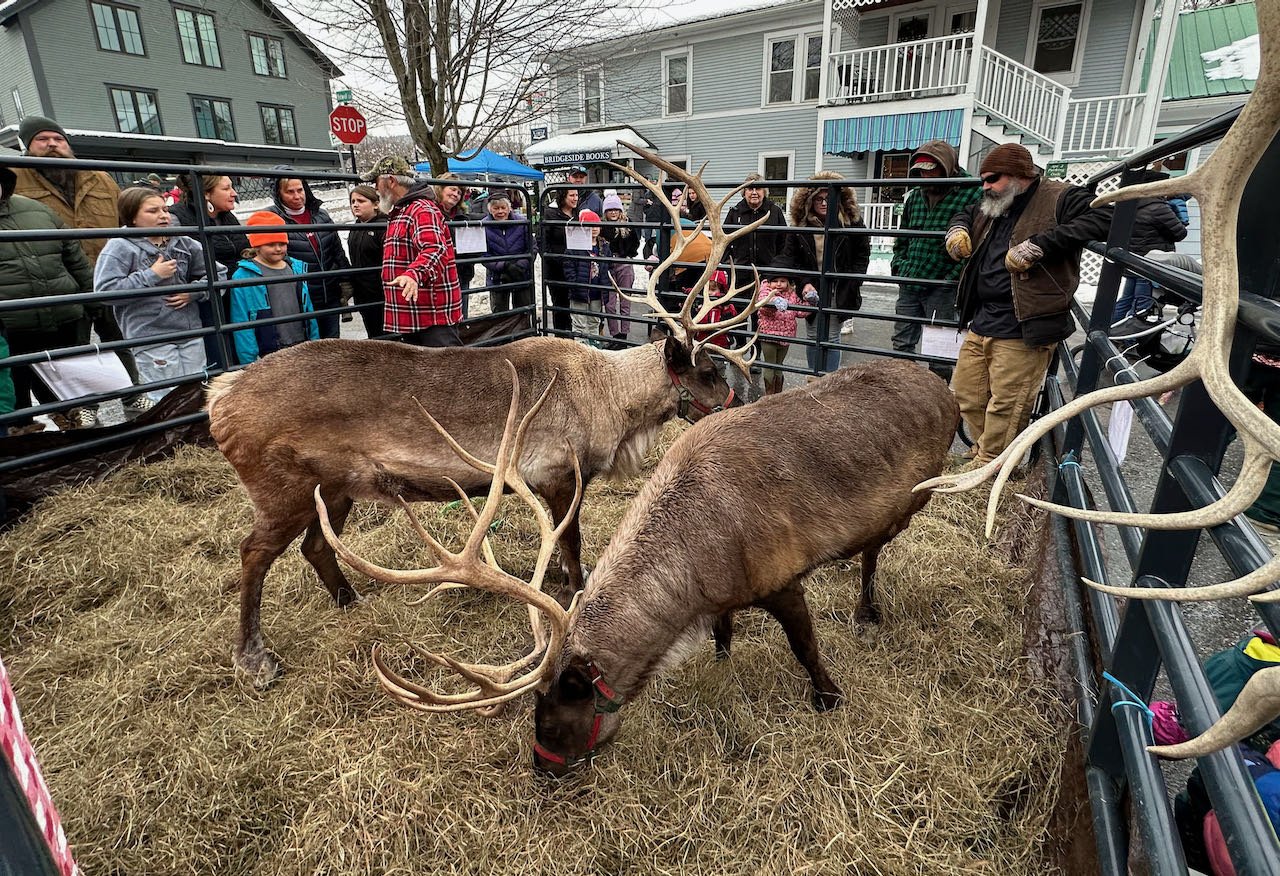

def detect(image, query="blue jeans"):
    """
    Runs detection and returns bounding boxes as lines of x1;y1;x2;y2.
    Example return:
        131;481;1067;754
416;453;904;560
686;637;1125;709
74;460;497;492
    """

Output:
1111;276;1154;323
805;314;841;374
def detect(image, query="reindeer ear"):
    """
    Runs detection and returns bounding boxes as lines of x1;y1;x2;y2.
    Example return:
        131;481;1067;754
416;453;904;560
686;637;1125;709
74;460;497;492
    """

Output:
660;334;693;372
557;662;594;704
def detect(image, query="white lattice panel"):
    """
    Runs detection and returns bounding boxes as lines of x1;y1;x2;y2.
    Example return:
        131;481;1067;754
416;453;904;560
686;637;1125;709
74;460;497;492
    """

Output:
1061;160;1117;285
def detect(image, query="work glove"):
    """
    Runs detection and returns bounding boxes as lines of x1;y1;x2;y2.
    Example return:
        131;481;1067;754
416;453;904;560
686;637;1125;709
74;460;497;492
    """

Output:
769;296;789;311
1005;240;1044;274
804;289;819;304
944;227;972;260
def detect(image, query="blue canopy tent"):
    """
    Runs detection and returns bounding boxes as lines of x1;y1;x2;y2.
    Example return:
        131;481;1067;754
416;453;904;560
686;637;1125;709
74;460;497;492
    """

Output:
415;149;544;181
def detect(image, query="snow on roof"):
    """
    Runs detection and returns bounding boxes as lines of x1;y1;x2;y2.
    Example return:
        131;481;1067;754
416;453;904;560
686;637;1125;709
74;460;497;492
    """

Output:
524;127;653;164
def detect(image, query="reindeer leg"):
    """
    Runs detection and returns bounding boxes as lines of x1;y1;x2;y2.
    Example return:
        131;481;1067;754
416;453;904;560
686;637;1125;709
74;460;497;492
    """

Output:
545;485;585;607
713;612;734;659
235;515;308;688
758;581;843;711
300;493;360;608
855;540;888;625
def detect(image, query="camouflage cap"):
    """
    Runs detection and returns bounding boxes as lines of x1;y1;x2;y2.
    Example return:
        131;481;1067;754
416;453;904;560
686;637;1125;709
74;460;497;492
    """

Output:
360;155;414;182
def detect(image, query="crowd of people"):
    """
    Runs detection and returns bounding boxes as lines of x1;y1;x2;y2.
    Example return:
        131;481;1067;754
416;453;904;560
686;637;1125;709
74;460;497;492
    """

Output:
0;111;1190;470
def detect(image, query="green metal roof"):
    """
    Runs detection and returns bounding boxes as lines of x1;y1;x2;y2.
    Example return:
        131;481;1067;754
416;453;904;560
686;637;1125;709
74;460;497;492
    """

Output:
1160;2;1258;101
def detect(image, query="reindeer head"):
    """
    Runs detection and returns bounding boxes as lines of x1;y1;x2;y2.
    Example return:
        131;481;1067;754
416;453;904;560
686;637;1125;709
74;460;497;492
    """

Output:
532;654;627;776
608;142;775;419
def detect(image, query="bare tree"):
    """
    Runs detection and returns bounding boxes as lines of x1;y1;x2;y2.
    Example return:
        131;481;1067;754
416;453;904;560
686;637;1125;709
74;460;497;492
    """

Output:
283;0;648;174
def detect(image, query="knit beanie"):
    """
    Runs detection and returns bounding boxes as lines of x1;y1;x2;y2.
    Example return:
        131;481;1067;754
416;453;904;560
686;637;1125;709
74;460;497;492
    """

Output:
19;115;68;147
980;144;1039;180
245;211;289;246
578;209;601;224
602;193;624;213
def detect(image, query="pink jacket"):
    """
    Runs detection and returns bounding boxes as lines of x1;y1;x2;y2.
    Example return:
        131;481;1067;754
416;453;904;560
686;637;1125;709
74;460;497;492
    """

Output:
756;286;800;343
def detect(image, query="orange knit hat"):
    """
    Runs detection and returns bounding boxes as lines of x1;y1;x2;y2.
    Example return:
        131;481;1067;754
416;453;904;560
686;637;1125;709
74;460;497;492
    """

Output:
245;211;288;246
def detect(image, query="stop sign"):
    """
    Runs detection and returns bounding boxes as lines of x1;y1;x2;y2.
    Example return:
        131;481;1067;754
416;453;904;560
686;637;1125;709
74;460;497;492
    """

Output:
329;105;367;145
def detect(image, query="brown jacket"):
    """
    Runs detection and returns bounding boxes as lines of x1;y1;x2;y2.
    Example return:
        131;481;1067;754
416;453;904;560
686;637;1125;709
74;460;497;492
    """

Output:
12;167;121;267
952;177;1112;344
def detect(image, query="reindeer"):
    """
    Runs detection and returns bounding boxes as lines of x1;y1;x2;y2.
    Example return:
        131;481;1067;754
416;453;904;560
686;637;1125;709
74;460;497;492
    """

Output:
317;358;959;773
911;0;1280;758
207;144;767;687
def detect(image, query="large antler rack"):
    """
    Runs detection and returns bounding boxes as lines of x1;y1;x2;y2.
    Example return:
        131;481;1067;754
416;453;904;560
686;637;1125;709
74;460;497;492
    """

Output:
608;141;771;374
316;362;580;714
911;0;1280;759
913;0;1280;606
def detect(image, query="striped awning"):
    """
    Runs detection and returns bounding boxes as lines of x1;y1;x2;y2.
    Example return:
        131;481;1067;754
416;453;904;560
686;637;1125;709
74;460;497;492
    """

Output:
823;109;964;155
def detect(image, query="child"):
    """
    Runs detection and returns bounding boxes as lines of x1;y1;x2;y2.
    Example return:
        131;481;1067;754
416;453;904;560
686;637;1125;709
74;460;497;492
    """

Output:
563;209;612;345
599;193;637;348
692;269;739;355
95;186;221;403
230;212;318;364
754;260;801;394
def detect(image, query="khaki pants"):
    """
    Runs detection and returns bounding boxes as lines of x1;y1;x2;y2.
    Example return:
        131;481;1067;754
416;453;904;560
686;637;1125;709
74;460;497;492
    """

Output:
951;331;1054;464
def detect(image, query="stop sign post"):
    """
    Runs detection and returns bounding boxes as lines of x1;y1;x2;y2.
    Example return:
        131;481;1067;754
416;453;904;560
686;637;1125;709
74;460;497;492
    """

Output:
330;104;367;175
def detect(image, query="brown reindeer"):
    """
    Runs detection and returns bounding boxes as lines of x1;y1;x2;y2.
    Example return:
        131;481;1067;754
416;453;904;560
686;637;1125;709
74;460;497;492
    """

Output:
208;144;767;687
318;358;958;772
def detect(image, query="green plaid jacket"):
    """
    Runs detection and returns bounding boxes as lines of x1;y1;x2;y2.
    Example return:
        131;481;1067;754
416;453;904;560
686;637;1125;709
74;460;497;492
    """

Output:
890;181;982;284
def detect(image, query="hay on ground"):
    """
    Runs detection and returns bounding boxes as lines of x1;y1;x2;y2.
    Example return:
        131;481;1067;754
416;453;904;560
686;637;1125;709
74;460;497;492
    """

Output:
1;423;1069;875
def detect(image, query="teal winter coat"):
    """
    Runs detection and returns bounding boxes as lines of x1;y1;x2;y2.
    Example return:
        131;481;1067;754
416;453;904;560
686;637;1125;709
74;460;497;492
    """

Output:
229;256;318;364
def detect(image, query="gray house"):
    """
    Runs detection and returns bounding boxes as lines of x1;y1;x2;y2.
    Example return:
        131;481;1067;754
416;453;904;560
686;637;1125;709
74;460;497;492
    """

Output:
0;0;342;169
533;0;1196;229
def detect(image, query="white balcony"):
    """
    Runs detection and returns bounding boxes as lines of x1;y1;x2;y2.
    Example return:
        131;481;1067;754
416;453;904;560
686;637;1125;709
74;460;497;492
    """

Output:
825;34;1149;160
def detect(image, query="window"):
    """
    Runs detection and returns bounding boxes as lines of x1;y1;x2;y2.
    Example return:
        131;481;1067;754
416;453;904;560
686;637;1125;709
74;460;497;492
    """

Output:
581;69;601;125
664;51;690;115
948;8;978;34
91;2;144;55
175;6;221;67
1032;2;1083;75
109;86;162;135
876;153;911;203
767;38;795;103
192;96;235;140
804;34;823;101
765;33;823;105
249;33;287;78
259;104;297;146
761;152;793;202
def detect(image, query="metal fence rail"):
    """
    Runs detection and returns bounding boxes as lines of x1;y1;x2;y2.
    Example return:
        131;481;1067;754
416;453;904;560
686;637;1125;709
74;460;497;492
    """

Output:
0;153;537;471
1043;105;1280;874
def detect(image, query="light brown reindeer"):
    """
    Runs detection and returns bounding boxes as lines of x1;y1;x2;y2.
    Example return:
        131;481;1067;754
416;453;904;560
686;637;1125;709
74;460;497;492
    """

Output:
207;143;766;687
913;0;1280;757
318;358;959;773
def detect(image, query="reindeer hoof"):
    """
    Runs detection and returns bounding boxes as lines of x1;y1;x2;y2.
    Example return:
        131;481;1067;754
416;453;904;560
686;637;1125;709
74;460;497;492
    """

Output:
334;584;363;608
235;649;283;689
812;688;843;712
854;603;881;625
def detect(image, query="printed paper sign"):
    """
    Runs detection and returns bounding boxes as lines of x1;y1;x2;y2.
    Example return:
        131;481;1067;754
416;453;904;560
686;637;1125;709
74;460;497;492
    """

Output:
565;226;593;251
920;326;964;361
31;351;133;401
453;224;487;254
1108;400;1134;465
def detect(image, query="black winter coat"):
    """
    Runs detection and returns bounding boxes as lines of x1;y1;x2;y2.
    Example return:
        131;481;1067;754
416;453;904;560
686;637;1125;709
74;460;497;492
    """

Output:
169;201;248;276
266;175;351;307
1128;198;1187;255
725;198;787;267
783;221;872;313
346;214;387;304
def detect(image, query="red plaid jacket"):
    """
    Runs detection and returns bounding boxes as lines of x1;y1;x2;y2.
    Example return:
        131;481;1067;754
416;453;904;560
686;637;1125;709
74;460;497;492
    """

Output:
381;192;461;332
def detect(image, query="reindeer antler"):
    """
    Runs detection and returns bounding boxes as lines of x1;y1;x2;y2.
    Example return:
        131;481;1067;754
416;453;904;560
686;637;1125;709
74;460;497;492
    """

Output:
1147;666;1280;759
913;0;1280;608
609;142;769;370
316;362;582;713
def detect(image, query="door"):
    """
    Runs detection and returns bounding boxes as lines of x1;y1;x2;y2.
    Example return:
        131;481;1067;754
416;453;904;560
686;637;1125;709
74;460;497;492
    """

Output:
891;11;933;93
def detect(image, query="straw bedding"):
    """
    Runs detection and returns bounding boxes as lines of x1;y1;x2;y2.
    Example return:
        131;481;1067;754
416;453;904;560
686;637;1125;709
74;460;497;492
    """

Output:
1;423;1068;875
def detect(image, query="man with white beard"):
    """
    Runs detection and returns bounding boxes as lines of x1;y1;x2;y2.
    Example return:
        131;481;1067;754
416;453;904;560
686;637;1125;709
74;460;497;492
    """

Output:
942;143;1112;464
363;155;462;347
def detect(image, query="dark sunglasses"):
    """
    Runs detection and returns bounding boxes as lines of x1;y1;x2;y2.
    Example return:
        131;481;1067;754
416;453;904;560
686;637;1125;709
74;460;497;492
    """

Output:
981;172;1004;185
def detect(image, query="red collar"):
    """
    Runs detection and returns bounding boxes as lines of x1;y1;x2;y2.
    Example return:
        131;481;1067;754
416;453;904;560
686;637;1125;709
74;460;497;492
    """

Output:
667;365;734;419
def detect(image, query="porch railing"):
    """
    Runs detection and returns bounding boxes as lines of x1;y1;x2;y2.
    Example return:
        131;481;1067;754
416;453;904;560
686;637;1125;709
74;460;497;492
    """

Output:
1062;93;1146;158
827;33;974;102
973;45;1069;148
